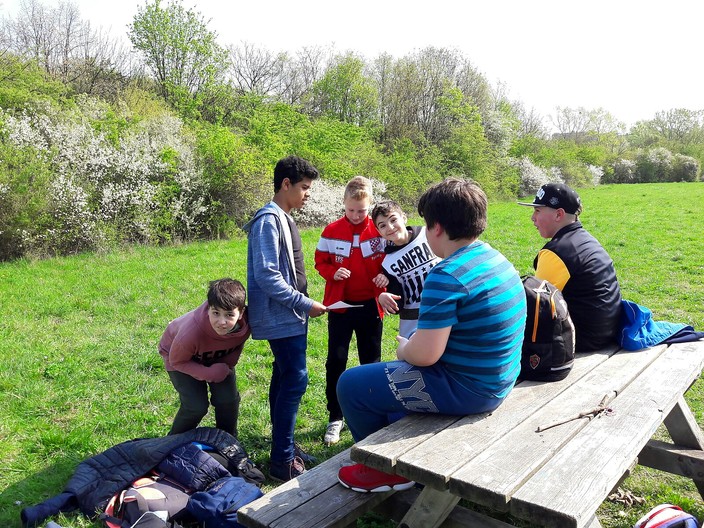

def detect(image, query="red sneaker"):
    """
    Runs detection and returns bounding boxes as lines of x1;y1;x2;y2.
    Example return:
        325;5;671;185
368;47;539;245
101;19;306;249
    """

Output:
338;463;415;493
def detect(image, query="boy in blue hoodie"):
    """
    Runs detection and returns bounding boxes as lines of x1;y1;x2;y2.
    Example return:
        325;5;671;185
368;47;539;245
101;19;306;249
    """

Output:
244;156;327;482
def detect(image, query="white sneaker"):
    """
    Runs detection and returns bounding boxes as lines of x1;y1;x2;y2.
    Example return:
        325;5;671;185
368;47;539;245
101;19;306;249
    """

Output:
324;420;344;445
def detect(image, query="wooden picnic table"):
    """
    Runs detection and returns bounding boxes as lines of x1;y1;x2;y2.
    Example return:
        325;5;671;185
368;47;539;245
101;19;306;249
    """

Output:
238;340;704;528
351;341;704;527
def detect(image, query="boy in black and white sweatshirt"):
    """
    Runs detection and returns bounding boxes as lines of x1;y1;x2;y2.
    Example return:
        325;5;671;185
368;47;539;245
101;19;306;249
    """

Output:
371;200;441;338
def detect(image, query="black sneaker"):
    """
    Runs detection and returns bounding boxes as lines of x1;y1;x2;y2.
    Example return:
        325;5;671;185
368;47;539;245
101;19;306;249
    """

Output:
294;443;317;466
269;456;306;482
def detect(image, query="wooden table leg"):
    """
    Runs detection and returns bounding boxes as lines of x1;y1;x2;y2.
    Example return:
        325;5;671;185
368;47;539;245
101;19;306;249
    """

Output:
397;486;461;528
663;395;704;498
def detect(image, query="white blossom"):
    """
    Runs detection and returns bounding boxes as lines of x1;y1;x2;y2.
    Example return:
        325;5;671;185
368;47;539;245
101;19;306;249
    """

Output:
1;95;212;254
587;165;604;186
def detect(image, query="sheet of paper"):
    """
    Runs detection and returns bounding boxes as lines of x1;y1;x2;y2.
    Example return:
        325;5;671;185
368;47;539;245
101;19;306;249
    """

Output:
326;301;364;310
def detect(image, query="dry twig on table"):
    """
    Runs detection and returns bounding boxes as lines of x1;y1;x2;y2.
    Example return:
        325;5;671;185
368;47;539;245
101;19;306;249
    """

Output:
536;392;615;432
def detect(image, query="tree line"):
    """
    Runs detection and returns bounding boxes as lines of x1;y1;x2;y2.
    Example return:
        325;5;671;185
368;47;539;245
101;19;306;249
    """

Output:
0;0;701;260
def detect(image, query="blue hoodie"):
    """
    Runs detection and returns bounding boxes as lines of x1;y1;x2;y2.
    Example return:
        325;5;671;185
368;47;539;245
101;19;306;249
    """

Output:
619;299;702;351
243;202;314;340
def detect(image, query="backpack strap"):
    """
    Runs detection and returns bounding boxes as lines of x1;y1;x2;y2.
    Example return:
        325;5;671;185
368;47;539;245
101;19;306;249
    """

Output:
129;489;152;520
98;512;131;528
529;281;545;342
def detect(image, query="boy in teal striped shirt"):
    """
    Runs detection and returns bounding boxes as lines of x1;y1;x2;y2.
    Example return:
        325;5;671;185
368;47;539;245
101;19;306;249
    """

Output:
337;178;527;493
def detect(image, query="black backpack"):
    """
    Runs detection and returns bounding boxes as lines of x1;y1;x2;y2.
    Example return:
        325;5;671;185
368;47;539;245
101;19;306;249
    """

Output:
520;276;575;381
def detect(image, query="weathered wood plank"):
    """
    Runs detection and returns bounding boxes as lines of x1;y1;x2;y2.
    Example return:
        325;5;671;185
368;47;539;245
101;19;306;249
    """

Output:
395;486;460;528
509;342;704;528
268;484;394;528
639;438;704;479
665;395;704;447
354;349;616;482
394;349;616;490
238;448;394;528
351;413;462;474
446;345;664;511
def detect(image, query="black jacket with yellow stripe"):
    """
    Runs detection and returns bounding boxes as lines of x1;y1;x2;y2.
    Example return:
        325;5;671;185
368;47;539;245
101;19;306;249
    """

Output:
534;221;622;351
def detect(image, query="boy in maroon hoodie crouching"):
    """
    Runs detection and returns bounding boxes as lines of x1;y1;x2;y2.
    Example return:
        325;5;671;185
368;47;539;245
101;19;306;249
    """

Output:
159;278;251;437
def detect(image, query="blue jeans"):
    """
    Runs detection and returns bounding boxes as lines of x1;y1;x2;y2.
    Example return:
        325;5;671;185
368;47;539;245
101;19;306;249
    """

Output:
268;334;309;464
337;360;504;442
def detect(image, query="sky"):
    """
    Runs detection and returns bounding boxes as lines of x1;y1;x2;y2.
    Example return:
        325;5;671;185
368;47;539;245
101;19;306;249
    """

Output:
2;0;702;129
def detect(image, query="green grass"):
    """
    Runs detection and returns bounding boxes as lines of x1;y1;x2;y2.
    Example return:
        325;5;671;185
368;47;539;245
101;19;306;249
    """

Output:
1;182;703;527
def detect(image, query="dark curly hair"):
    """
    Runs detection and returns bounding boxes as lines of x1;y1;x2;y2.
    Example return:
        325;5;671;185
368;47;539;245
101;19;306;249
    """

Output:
273;156;319;192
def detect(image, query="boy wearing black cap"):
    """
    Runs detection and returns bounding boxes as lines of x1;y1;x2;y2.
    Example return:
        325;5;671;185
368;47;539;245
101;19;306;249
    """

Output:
518;183;622;351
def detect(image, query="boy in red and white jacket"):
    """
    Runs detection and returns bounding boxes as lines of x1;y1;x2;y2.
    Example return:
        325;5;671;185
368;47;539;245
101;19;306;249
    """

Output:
315;176;387;445
159;278;250;437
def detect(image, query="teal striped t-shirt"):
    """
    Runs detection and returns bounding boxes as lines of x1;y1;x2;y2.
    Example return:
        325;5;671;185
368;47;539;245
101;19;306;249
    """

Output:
417;240;526;399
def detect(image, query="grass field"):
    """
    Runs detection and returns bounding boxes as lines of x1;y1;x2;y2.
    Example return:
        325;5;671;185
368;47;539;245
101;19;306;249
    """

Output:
1;182;703;528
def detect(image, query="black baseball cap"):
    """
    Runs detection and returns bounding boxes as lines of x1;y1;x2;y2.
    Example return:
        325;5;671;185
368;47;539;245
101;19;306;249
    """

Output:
517;183;582;215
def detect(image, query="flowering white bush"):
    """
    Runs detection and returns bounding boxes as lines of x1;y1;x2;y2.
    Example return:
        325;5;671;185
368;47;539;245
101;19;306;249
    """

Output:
671;154;699;182
607;159;636;183
635;147;674;183
482;108;515;157
647;147;673;168
49;173;99;251
293;178;344;228
510;157;562;198
1;98;211;254
549;166;564;183
3;113;53;154
587;164;603;186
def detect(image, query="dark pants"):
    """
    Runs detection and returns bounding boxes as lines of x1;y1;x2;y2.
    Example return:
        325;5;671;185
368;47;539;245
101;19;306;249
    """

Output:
168;369;239;437
326;298;382;422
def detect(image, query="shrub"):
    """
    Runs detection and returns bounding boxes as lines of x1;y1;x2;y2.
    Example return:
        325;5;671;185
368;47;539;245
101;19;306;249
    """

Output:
587;164;603;186
511;157;556;197
439;111;497;194
558;161;598;188
635;147;673;183
0;98;213;257
604;158;636;184
291;116;388;185
195;123;270;233
0;140;54;260
381;138;444;209
292;177;344;228
37;173;101;255
670;154;699;182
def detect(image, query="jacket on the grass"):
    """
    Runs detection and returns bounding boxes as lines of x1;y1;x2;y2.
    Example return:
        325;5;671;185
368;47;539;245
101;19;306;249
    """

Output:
20;428;251;527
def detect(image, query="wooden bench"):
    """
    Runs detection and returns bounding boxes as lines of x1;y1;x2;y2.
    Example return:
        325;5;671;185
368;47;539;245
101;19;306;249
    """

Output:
238;341;704;527
236;446;513;528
